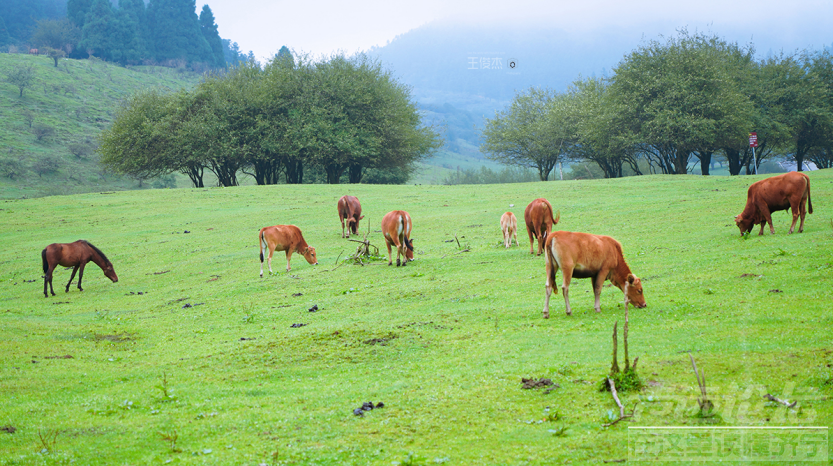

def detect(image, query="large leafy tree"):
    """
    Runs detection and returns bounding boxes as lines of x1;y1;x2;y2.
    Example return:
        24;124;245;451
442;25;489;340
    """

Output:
100;52;439;186
610;30;754;175
99;89;212;187
570;77;642;178
781;50;833;171
481;87;574;181
301;53;440;184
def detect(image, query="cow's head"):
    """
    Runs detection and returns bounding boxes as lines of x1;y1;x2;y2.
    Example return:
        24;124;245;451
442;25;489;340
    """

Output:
404;238;415;261
624;274;646;308
302;246;318;265
347;214;365;235
735;214;754;236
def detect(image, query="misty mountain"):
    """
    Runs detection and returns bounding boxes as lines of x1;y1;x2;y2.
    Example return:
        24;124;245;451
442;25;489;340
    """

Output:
369;20;833;162
369;21;644;158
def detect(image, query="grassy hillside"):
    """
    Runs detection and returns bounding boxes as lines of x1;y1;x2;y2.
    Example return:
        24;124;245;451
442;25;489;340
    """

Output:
1;172;832;464
0;54;202;199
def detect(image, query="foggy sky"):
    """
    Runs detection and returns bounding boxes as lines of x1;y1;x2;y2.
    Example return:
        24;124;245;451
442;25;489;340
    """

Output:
203;0;833;61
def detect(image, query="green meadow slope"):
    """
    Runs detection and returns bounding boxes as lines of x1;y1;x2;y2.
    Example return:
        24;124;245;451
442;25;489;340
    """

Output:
1;172;831;464
0;54;201;199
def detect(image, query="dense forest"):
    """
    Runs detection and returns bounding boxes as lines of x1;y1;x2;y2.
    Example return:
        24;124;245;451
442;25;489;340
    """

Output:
0;0;253;69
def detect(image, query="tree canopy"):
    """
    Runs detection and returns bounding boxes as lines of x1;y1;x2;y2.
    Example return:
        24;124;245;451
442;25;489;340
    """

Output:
485;30;833;178
99;52;442;186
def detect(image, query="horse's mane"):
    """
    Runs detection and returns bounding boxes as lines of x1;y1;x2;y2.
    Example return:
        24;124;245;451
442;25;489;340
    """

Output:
81;240;111;265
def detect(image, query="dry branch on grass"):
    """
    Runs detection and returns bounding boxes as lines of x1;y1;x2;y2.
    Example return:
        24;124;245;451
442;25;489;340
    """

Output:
602;377;637;428
764;393;797;408
689;352;714;415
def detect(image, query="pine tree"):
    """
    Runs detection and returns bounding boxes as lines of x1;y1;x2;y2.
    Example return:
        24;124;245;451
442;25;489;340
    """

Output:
199;5;225;68
114;0;147;64
67;0;93;28
80;0;118;60
147;0;213;66
276;45;293;67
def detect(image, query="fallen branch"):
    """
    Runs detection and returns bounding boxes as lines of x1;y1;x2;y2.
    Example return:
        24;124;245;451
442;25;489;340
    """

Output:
764;394;797;408
603;460;626;464
602;377;636;427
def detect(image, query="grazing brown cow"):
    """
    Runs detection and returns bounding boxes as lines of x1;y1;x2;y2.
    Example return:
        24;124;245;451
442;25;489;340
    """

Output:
337;195;364;238
735;171;813;236
381;210;414;266
543;231;646;317
29;48;38;55
259;225;317;276
524;198;560;255
500;212;519;248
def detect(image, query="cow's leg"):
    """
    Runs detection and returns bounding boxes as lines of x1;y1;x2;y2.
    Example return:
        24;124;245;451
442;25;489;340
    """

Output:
385;239;393;266
592;271;607;313
285;250;293;272
788;201;800;234
761;206;775;234
267;248;275;275
396;242;402;266
65;265;79;293
341;217;346;238
513;228;519;247
560;264;574;316
543;255;559;319
527;228;535;254
798;198;807;233
76;263;86;291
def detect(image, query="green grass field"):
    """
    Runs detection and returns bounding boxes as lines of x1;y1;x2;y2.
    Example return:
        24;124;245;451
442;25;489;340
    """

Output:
0;54;201;199
1;172;831;465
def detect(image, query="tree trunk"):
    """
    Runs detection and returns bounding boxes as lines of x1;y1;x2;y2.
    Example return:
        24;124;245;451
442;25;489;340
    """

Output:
697;150;712;176
724;148;742;176
325;163;347;184
183;165;204;188
285;159;304;184
348;164;364;183
673;149;689;174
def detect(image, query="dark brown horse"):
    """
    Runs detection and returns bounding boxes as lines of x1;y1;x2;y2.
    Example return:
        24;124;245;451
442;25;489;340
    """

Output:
42;240;118;297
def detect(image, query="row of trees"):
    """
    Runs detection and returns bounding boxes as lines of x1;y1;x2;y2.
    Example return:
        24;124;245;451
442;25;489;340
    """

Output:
3;0;250;69
99;52;442;186
483;31;833;179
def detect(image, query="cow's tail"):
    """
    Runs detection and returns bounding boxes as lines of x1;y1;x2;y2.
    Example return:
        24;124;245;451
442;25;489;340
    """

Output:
553;209;561;225
41;248;48;274
259;230;265;263
806;175;813;214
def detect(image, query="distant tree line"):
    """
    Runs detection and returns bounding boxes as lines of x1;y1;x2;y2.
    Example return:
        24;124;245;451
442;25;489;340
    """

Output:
1;0;251;69
483;30;833;179
98;52;442;186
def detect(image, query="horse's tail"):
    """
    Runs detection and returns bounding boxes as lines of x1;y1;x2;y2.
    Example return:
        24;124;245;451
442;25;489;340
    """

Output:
259;230;265;263
41;248;48;274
